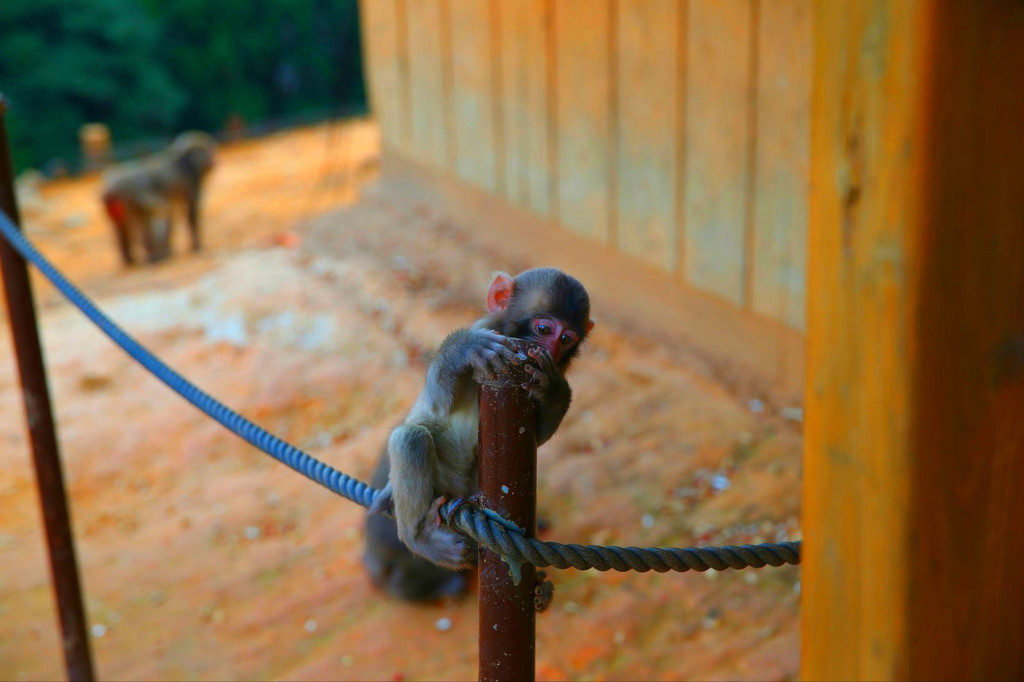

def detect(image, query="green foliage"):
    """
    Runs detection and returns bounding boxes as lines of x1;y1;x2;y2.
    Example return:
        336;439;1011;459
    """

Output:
145;0;365;130
0;0;185;170
0;0;366;172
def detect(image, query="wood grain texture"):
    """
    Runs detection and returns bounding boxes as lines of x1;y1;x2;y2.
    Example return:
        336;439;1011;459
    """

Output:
554;0;612;243
752;0;811;330
499;0;527;204
358;0;408;150
382;150;806;403
683;0;754;305
406;0;448;168
803;1;1024;679
616;0;679;271
450;0;500;192
496;0;552;217
525;0;552;217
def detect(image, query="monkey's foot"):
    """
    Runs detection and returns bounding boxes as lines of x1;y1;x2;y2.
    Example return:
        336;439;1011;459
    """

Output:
534;571;555;612
413;525;475;570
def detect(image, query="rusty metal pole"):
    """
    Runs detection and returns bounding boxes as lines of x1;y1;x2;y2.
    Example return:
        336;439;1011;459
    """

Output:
0;96;95;682
477;355;537;682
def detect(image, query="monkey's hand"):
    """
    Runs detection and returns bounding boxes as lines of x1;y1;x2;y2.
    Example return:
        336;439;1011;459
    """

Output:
523;348;572;445
523;348;570;402
461;329;518;382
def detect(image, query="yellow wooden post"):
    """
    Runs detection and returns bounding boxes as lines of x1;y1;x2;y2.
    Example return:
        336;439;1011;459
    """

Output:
803;1;1024;679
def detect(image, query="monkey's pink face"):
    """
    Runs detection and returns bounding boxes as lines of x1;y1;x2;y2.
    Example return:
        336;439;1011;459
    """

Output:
528;317;580;362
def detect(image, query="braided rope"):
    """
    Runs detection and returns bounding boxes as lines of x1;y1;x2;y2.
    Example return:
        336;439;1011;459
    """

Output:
0;209;801;573
442;502;800;572
0;209;379;510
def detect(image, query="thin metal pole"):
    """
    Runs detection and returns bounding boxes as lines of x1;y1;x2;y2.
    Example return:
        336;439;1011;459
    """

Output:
0;95;95;682
477;352;537;682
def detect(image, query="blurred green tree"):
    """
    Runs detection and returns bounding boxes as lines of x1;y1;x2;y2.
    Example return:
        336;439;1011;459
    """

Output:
145;0;365;130
0;0;185;171
0;0;365;172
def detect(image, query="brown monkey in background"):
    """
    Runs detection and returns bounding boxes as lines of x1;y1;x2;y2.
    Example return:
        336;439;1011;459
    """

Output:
101;131;217;266
363;268;594;600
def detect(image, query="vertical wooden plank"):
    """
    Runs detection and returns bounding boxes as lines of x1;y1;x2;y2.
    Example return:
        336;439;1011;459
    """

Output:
450;0;500;193
499;0;527;204
803;4;920;675
616;0;678;271
497;0;552;215
803;1;1024;680
358;0;408;150
683;0;753;304
524;0;552;216
543;0;558;219
406;0;447;168
673;0;689;281
752;0;812;330
554;0;612;243
439;0;456;171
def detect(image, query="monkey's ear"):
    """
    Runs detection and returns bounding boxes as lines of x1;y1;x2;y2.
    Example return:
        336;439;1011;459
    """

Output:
586;318;596;334
487;272;515;313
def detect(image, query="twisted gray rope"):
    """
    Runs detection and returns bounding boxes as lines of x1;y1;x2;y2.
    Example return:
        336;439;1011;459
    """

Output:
1;208;800;575
441;501;801;573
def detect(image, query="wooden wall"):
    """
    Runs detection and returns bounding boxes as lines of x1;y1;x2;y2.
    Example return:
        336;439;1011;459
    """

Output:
803;1;1024;678
359;0;812;332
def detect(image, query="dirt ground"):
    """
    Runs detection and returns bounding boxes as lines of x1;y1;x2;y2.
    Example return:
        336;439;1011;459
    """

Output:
0;121;802;681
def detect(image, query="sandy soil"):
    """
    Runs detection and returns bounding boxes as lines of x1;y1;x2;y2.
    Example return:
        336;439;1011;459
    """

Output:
0;121;802;681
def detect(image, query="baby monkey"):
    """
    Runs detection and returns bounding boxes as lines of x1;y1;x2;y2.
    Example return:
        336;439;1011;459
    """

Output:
364;267;593;600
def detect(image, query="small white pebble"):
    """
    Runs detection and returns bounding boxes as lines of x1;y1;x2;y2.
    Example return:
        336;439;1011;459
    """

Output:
748;399;766;413
501;485;509;494
793;580;801;594
244;526;261;540
744;572;759;585
704;570;720;582
613;630;626;645
781;406;804;423
518;426;525;435
563;601;581;614
674;486;699;500
304;619;318;633
641;514;655;529
710;475;731;492
266;492;282;508
435;617;453;632
91;624;107;638
493;624;499;631
580;410;595;423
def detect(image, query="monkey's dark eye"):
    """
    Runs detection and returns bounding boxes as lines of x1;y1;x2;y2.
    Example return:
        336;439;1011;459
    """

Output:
560;332;578;346
536;323;552;335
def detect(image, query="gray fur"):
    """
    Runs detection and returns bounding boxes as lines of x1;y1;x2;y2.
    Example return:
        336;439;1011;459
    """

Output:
365;269;591;586
101;131;216;265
